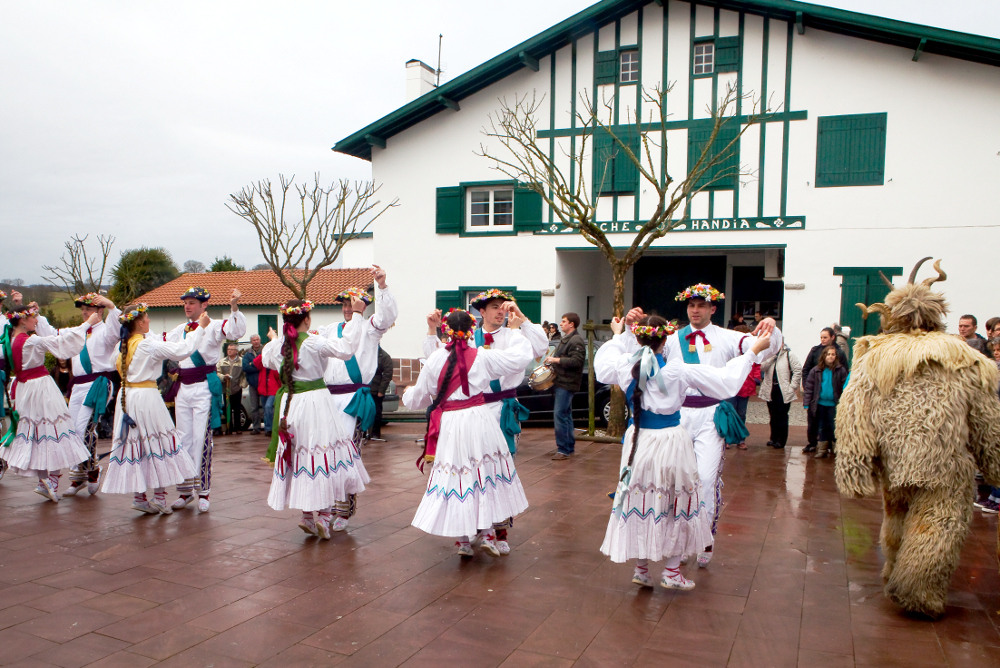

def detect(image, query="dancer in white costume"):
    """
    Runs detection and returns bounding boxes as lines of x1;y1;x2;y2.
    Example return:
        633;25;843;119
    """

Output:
405;306;533;557
101;304;204;515
596;315;770;589
164;286;246;512
0;302;98;501
261;297;367;539
423;289;548;555
316;265;397;529
32;292;120;497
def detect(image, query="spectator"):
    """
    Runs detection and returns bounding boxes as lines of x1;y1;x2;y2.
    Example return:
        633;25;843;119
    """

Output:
959;314;989;356
727;312;745;330
547;312;585;460
368;345;393;440
985;317;1000;339
802;346;848;459
727;325;758;449
758;341;802;450
242;334;264;434
802;327;849;452
217;342;245;434
831;322;851;359
547;322;560;341
53;358;72;398
252;354;280;434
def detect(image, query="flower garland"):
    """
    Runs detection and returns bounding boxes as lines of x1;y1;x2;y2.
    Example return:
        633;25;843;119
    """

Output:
6;301;40;321
119;303;148;324
631;320;679;339
335;287;372;305
280;300;314;315
0;290;7;301
470;288;514;309
74;292;103;307
442;308;475;340
675;283;724;302
180;286;211;302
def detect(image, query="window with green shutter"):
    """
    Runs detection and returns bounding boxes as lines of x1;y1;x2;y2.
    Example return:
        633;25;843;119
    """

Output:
436;186;463;234
714;36;740;72
512;291;542;323
593;127;641;196
435;290;463;313
595;50;618;85
435;182;544;236
833;266;902;360
815;113;887;187
257;314;277;340
687;121;740;190
437;287;541;324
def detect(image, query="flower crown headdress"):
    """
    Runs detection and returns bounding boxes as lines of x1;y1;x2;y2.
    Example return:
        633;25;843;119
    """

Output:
0;290;7;301
6;302;40;321
335;287;372;306
631;320;679;339
180;286;211;302
470;289;514;310
119;303;148;324
280;300;314;316
442;309;475;340
675;283;724;303
75;292;103;307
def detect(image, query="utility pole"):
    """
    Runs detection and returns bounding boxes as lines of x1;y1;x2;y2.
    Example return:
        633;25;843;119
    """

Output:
436;33;443;87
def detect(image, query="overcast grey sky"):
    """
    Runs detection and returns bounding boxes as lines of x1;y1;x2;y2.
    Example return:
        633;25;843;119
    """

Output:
2;0;998;284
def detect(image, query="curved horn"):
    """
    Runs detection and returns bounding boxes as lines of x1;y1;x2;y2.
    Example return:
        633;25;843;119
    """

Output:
856;302;891;322
907;256;932;285
921;259;947;287
877;271;895;290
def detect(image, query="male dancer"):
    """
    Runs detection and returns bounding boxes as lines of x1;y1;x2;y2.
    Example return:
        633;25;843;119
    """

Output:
316;265;397;531
625;284;780;566
14;291;120;495
166;287;245;512
424;289;548;554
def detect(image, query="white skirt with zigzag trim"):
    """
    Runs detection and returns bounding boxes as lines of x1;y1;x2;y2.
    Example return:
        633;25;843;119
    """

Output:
411;403;529;538
600;425;713;563
101;387;196;494
1;376;89;476
268;388;370;512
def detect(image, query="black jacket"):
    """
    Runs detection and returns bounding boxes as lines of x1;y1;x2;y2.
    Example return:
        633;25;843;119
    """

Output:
552;330;586;391
802;344;849;384
802;365;848;417
369;347;393;396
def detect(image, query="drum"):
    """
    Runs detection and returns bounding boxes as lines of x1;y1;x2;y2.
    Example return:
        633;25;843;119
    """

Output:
528;364;556;391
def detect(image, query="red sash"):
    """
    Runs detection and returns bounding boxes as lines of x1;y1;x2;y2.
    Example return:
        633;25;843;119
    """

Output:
11;333;48;399
417;345;478;472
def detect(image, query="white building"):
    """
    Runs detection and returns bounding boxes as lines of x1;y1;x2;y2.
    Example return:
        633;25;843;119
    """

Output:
334;0;1000;365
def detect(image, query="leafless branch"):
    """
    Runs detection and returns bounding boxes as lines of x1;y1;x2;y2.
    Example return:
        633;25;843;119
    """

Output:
42;234;115;296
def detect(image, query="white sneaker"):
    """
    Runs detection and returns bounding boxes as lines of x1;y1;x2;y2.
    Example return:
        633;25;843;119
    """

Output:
478;534;501;557
697;551;713;568
62;482;84;497
496;540;511;555
35;481;60;502
456;541;474;557
149;498;173;515
661;570;696;591
171;495;195;510
132;500;158;514
632;571;654;588
331;516;349;532
299;517;318;536
197;497;210;512
315;517;332;540
87;470;101;495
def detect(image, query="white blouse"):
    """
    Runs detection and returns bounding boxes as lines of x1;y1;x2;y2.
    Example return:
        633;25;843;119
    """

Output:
35;308;122;375
261;317;361;382
11;322;90;371
166;311;248;369
120;329;206;384
317;286;398;385
403;331;532;410
421;322;548;392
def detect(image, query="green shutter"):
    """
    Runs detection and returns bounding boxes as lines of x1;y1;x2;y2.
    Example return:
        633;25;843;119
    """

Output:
714;36;740;72
513;291;542;324
435;290;463;313
513;184;543;232
688;123;738;190
257;314;277;340
815;113;887;187
595;50;618;85
593;128;615;195
839;274;868;355
613;132;641;193
435;186;463;234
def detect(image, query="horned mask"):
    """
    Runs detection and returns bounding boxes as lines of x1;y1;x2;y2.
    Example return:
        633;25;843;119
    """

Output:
857;257;949;334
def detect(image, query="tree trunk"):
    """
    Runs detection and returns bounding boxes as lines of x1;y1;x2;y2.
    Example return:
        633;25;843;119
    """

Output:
605;263;629;438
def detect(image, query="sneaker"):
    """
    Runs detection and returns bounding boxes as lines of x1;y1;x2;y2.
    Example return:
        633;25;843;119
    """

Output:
132;500;158;514
149;498;173;515
87;468;101;495
315;517;332;540
496;540;511;555
331;516;349;532
197;496;210;512
632;571;654;588
974;498;987;509
981;499;1000;514
661;570;696;591
62;482;84;497
697;551;713;568
551;452;571;461
171;495;195;510
35;480;60;502
299;516;318;536
456;541;474;557
479;534;501;557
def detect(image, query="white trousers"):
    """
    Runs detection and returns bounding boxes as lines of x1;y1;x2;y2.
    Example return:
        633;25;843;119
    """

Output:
68;382;98;479
174;382;211;493
680;404;725;547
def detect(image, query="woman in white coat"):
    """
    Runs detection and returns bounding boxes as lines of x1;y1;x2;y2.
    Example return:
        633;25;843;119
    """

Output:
757;343;802;450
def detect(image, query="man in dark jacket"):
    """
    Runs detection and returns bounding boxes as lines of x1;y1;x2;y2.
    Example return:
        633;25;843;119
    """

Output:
368;346;393;440
801;327;849;452
546;313;586;460
242;334;263;434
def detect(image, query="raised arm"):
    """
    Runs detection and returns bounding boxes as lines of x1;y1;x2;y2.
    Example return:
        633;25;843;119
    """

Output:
675;350;755;400
593;332;637;388
29;320;90;359
261;337;283;371
370;286;398;334
33;314;59;338
220;310;247;341
422;335;444;358
402;352;443;410
150;327;206;363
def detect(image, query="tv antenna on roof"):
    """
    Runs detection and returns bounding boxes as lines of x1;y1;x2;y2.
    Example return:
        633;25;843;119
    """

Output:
436;33;443;87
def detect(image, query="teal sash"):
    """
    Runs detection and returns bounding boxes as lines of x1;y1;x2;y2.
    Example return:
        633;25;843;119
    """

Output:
475;326;529;454
678;325;701;365
79;334;110;422
337;322;376;431
191;350;224;430
678;325;747;444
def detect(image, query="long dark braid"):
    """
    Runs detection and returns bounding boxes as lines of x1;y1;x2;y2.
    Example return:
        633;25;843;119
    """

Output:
625;315;670;470
118;307;143;418
279;301;309;431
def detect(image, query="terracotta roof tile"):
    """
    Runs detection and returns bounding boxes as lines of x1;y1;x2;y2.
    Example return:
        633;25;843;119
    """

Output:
138;269;373;307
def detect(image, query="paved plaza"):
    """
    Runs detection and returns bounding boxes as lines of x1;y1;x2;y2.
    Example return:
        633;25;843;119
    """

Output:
0;421;998;667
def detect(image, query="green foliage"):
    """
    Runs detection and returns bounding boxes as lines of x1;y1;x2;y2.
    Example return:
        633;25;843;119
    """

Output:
209;255;244;272
109;247;179;305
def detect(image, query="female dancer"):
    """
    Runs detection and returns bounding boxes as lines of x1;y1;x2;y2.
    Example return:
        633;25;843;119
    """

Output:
596;315;770;590
0;302;98;500
403;306;532;557
101;304;206;514
261;298;366;539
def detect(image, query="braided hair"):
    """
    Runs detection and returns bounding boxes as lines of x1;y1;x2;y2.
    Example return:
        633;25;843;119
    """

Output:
426;310;474;415
118;304;145;418
627;315;671;469
279;300;310;431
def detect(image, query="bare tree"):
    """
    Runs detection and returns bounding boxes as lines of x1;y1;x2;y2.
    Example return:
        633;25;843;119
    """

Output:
42;234;115;296
183;260;207;274
227;174;398;299
479;82;769;435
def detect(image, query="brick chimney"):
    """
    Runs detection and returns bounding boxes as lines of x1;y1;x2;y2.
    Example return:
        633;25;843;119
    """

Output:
406;59;437;102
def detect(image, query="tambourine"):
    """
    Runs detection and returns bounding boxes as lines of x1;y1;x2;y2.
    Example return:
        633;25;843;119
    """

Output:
527;364;556;391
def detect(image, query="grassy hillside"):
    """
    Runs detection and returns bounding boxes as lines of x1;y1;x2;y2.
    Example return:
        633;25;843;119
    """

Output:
46;292;82;325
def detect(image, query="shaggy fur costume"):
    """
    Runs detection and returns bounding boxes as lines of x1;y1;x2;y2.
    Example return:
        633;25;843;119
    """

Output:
835;260;1000;619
